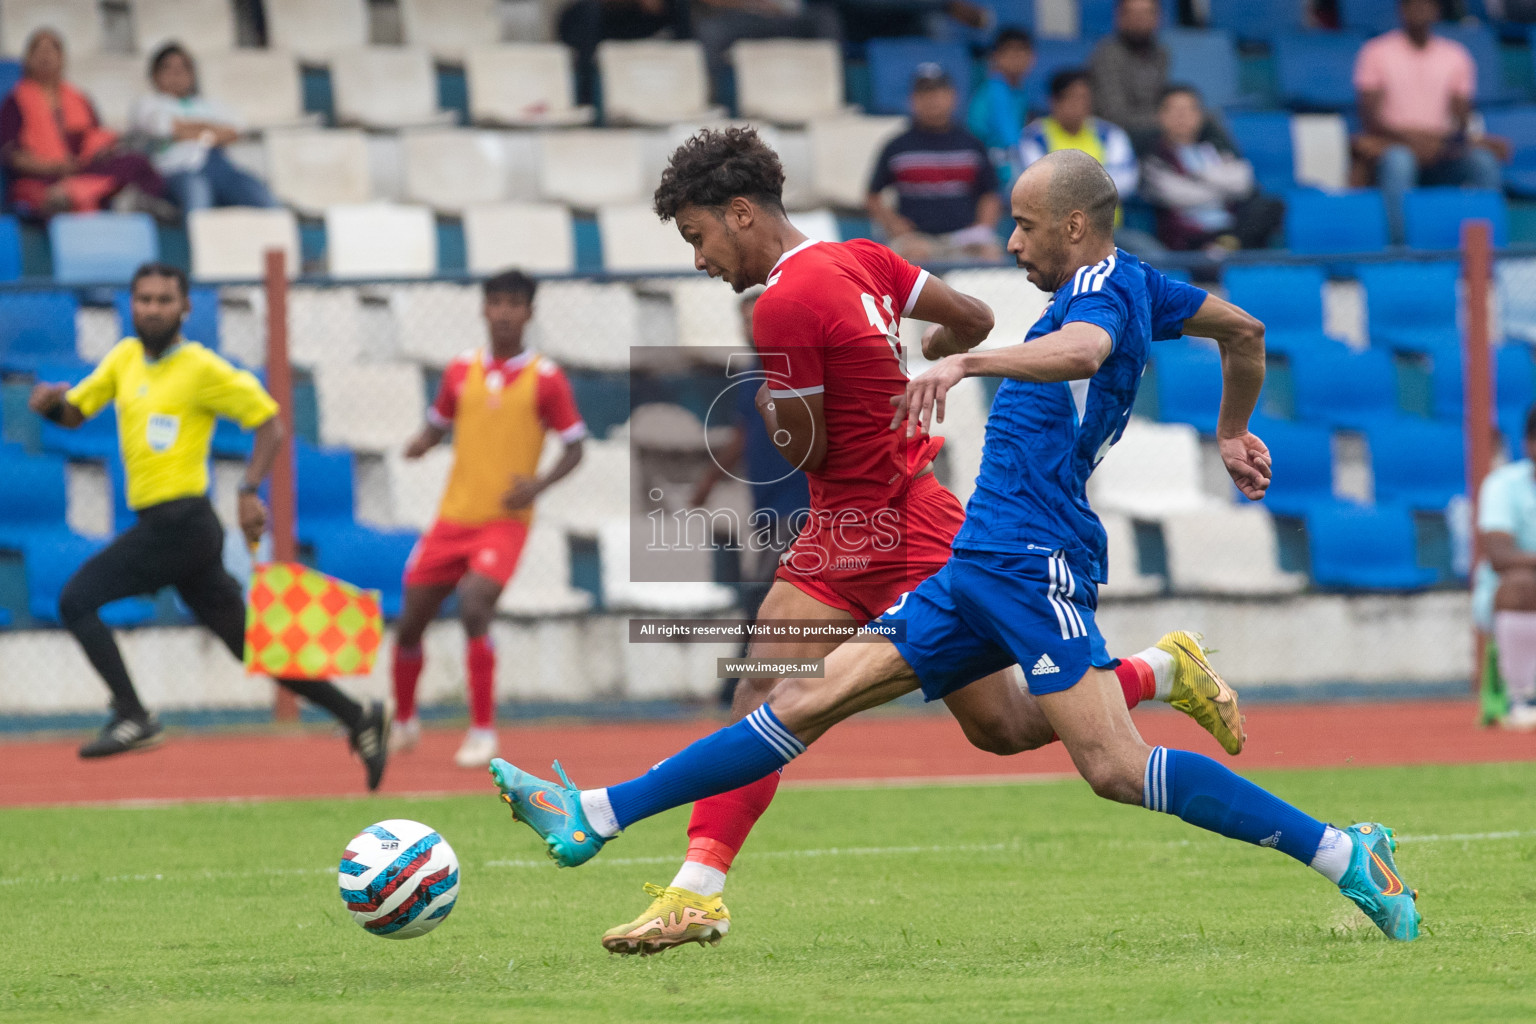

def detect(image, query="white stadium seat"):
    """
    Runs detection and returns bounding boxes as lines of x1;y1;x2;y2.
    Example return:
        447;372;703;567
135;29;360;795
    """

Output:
70;53;141;132
537;130;646;209
390;281;488;368
774;128;816;210
497;523;595;616
808;114;906;208
398;0;501;61
597;40;717;126
198;50;313;130
1098;512;1165;598
939;268;1052;350
730;39;845;125
526;281;640;371
920;375;988;505
265;128;372;213
465;43;594;127
668;277;748;349
263;0;368;62
315;362;426;452
598;204;696;273
787;208;841;243
0;0;102;57
401;129;509;212
1161;505;1306;595
537;436;634;534
381;446;454;529
188;207;300;282
288;285;365;367
1498;259;1536;345
1292;113;1350;191
324;202;438;278
598;518;737;614
330;46;454;129
463;202;575;275
130;0;236;55
1087;418;1210;517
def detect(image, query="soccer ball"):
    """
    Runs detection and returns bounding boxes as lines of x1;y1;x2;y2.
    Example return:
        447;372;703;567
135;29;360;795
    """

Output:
338;819;460;939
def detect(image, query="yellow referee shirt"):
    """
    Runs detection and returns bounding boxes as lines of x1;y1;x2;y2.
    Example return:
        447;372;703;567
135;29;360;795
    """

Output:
67;339;278;511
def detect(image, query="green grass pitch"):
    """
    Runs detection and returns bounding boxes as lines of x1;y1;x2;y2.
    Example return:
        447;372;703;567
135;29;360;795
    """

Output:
5;761;1535;1023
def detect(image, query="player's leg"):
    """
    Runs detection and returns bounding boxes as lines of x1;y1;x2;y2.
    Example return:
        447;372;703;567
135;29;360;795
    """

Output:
448;519;529;767
392;520;467;752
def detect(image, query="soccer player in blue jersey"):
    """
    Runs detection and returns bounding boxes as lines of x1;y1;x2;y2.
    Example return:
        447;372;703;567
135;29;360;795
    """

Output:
488;149;1422;942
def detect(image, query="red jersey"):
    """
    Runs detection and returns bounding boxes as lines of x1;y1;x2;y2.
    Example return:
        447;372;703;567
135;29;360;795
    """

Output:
752;238;941;514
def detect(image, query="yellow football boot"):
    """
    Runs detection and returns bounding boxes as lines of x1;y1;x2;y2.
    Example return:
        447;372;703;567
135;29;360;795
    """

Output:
601;883;731;955
1156;630;1245;755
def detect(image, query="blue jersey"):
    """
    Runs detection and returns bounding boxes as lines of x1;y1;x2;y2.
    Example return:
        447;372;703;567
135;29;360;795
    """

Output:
951;250;1207;581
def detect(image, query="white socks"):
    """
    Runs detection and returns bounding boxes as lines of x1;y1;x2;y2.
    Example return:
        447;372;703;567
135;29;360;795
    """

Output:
671;860;727;896
1135;646;1176;701
1494;611;1536;705
1309;826;1353;885
465;727;496;743
580;789;621;839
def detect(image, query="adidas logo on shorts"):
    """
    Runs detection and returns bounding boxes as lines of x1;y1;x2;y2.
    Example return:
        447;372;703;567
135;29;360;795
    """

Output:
1030;654;1060;676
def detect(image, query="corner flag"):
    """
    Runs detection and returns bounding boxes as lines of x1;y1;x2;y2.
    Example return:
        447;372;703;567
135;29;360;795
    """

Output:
244;562;383;679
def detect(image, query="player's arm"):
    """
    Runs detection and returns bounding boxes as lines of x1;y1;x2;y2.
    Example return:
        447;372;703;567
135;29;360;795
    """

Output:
909;275;996;360
1178;292;1270;501
1485;531;1536;574
756;384;826;475
27;382;86;427
505;438;585;512
404;422;448;459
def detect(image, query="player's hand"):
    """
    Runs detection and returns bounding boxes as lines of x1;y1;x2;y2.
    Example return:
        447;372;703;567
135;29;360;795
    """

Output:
501;474;541;512
27;381;70;415
237;492;268;545
891;354;968;438
403;433;434;459
1218;430;1272;501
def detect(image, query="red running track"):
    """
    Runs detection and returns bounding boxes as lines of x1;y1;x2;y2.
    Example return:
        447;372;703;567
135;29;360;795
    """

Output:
0;700;1531;808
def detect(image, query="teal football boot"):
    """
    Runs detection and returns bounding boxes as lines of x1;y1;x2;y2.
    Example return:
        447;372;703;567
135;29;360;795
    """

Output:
1337;822;1421;941
488;758;606;868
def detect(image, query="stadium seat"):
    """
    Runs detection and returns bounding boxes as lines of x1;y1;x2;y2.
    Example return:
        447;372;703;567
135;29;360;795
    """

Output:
211;418;254;459
1246;416;1335;517
197;50;313;131
1305;501;1438;590
1077;0;1117;37
1162;504;1306;595
390;281;487;367
0;58;19;97
310;526;419;618
1207;0;1305;41
0;451;68;547
0;0;102;57
294;440;356;541
264;129;373;214
1221;264;1335;356
69;53;141;132
1289;343;1399;429
323;202;438;278
537;436;634;534
1438;22;1521;106
130;0;236;55
42;403;117;460
0;215;21;282
1225;112;1295;193
597;40;717;126
1150;340;1222;434
1497;258;1536;344
315;361;425;452
866;38;972;116
1428;343;1536;421
263;0;368;63
1283;189;1388;254
288;286;365;367
598;204;696;272
730;39;846;125
112;286;220;352
536;130;646;209
957;0;1033;48
1273;33;1368;110
1402;188;1509;250
939;268;1053;358
397;0;499;61
787;208;841;242
462;203;576;275
598;517;736;613
329;47;454;130
0;291;80;372
926;376;990;506
48;213;158;285
1164;29;1242;111
1357;260;1461;356
1086;417;1208;516
1481;106;1536;197
1098;511;1164;597
1290;113;1351;190
1364;416;1465;511
528;281;640;372
464;43;594;127
21;532;156;625
807;114;908;208
665;276;747;350
497;522;594;616
1337;0;1400;34
1023;38;1096;108
188;207;301;282
401;129;509;212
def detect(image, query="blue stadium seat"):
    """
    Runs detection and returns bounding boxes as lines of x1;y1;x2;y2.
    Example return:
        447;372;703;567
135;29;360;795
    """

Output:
21;532;156;626
1150;339;1222;433
1481;105;1536;197
1164;29;1242;110
295;440;356;541
0;59;21;98
212;418;255;458
954;0;1033;48
1246;416;1335;517
1273;33;1369;110
1221;263;1335;356
1338;0;1403;35
1225;112;1295;193
1429;343;1536;421
311;526;419;618
48;213;160;285
1306;501;1439;589
37;361;117;458
1078;0;1116;38
1290;343;1399;428
1283;189;1389;254
1363;416;1465;510
1402;188;1509;250
1438;22;1520;106
0;215;21;282
0;451;68;548
0;290;80;372
113;286;221;352
1356;260;1461;356
1208;0;1305;42
1024;38;1097;107
865;38;973;116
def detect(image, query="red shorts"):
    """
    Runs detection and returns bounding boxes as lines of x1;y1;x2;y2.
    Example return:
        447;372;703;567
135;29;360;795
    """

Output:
404;518;530;588
774;472;963;624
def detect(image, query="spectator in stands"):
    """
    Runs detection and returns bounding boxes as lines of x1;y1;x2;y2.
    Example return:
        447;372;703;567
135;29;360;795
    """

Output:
1474;405;1536;729
1352;0;1506;245
691;0;841;104
558;0;691;106
0;29;170;219
129;43;277;215
967;27;1035;189
1140;85;1284;253
1089;0;1169;154
834;0;989;44
866;64;1003;264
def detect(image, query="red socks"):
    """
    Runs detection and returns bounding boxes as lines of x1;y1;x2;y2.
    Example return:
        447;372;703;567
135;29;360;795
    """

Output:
392;645;424;722
467;635;495;729
1115;656;1157;707
684;771;782;871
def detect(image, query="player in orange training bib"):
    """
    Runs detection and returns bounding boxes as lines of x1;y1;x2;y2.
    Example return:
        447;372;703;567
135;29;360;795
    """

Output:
391;270;587;768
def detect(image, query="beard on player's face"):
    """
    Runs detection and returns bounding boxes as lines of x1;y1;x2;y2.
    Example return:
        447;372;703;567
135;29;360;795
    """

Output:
133;315;181;351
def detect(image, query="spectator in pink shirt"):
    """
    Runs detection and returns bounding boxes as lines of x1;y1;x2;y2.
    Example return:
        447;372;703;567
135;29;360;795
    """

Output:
1351;0;1507;244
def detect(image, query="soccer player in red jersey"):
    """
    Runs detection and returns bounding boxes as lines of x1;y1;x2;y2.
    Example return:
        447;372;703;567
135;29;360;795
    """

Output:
390;270;587;768
596;128;1243;954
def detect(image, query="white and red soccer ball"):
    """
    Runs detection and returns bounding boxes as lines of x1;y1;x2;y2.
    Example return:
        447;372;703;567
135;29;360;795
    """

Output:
339;819;460;939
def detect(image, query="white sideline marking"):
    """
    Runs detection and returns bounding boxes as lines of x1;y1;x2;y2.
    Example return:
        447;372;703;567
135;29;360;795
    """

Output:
2;830;1532;890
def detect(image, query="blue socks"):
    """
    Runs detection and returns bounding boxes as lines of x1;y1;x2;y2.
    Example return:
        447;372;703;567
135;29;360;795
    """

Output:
605;706;805;830
1144;746;1326;865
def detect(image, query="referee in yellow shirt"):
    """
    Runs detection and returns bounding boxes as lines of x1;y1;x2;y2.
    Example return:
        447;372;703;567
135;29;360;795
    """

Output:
27;263;390;787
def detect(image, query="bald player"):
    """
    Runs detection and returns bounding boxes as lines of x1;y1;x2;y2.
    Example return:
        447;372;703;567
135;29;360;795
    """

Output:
489;149;1425;944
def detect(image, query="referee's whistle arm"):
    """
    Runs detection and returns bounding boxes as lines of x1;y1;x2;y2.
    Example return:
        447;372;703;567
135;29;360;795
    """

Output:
27;382;83;427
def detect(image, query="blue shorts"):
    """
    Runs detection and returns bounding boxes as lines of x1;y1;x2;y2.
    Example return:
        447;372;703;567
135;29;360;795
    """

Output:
876;548;1112;700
